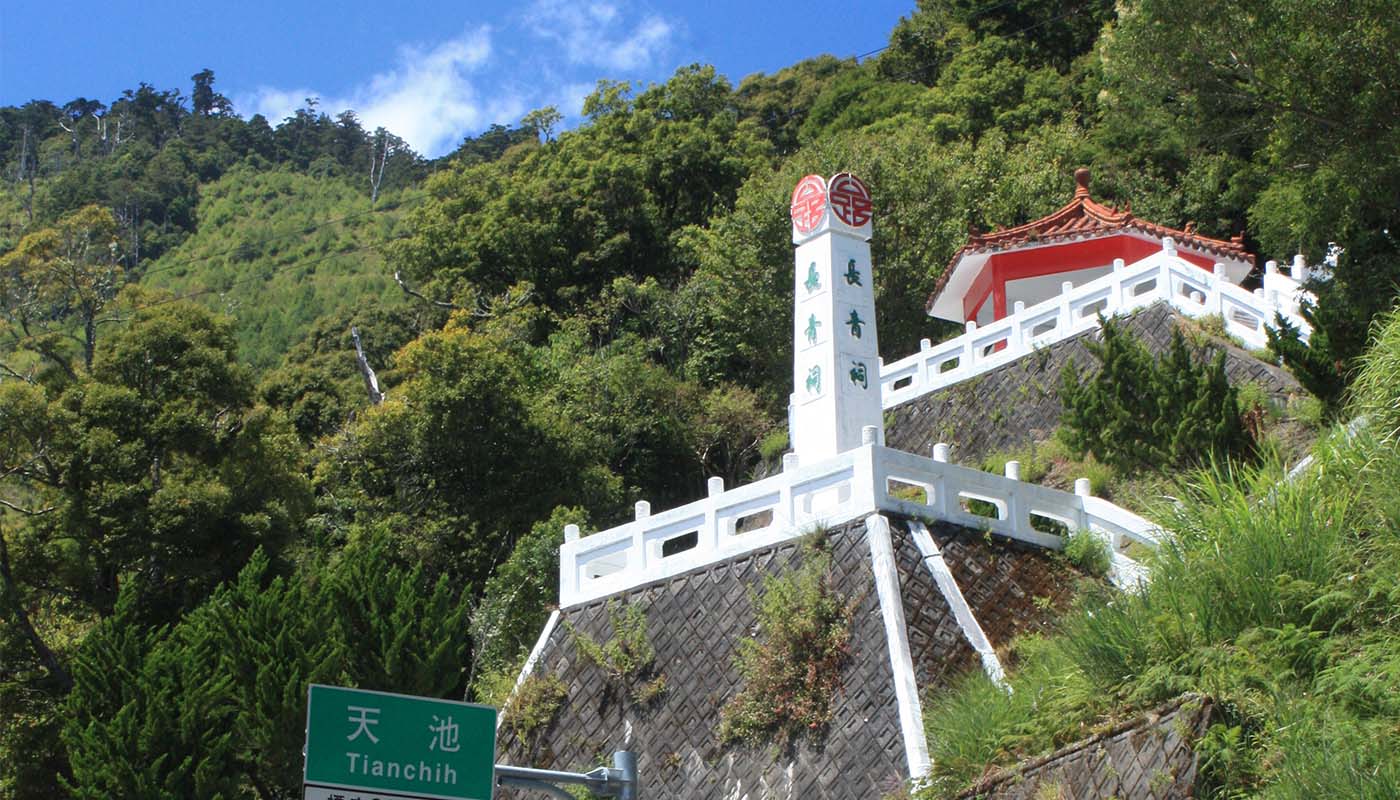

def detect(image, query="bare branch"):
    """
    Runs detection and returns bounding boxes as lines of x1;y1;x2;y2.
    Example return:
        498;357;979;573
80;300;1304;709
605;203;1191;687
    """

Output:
0;498;55;516
350;326;385;405
394;270;459;310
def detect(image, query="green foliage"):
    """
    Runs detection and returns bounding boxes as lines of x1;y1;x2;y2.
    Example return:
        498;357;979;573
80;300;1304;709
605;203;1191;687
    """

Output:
1061;530;1110;578
1106;0;1400;405
142;166;412;371
2;299;311;620
720;535;853;744
469;506;588;700
1350;306;1400;444
499;673;568;747
389;65;772;313
920;309;1400;797
61;533;474;799
1060;319;1248;471
568;601;665;706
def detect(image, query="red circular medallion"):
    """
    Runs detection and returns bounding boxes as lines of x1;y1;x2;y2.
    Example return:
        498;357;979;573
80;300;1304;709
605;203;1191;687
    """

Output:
790;175;828;234
828;172;873;227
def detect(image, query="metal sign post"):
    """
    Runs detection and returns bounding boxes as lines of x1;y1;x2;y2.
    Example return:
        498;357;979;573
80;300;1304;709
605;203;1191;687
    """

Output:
494;751;637;800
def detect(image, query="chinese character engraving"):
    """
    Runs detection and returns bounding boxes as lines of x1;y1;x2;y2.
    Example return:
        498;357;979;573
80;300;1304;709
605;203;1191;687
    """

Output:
828;173;873;227
844;259;862;286
346;706;380;744
805;365;822;394
804;313;821;345
849;361;868;389
429;714;460;752
804;262;821;293
846;309;865;339
790;175;827;234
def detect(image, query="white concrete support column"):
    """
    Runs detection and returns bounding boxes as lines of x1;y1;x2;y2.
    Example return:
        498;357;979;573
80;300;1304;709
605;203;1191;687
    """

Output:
499;609;563;732
789;173;882;463
864;514;933;779
907;521;1007;689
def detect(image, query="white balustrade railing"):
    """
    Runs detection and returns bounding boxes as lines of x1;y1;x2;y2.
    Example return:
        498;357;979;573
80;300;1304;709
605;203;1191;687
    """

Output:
879;242;1315;410
559;436;1162;607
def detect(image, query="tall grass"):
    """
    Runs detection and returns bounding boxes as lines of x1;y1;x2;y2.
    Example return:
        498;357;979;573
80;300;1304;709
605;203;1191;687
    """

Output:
921;309;1400;798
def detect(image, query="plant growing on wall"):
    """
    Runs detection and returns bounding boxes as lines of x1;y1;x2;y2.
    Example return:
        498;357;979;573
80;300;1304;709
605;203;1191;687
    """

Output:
719;534;855;744
567;601;666;706
1059;318;1248;471
500;673;569;747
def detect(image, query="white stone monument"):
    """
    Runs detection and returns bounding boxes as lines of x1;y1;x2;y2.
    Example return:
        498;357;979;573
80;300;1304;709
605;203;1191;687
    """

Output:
788;172;882;463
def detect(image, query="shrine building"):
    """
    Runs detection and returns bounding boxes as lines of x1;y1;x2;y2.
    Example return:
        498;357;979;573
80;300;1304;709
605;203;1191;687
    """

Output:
926;168;1256;326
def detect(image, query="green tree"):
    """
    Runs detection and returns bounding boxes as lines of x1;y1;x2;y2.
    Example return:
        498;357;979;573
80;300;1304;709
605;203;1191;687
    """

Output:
0;205;125;374
1107;0;1400;402
469;506;589;699
1;300;310;621
1060;319;1248;470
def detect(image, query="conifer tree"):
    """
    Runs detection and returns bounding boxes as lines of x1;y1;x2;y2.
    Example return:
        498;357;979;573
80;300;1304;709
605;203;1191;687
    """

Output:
1060;319;1247;470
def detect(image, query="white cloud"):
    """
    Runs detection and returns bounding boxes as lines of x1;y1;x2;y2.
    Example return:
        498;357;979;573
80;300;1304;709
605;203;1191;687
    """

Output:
525;1;674;71
237;28;520;158
238;85;318;127
232;3;677;158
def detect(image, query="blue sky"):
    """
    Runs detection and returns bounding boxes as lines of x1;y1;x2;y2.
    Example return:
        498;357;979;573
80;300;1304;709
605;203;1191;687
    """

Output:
1;0;915;157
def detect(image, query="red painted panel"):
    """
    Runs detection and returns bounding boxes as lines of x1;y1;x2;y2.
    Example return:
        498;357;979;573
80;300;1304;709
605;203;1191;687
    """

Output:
963;260;997;321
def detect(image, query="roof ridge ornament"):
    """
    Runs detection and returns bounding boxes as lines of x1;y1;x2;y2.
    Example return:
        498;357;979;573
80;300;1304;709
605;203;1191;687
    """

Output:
1074;167;1091;198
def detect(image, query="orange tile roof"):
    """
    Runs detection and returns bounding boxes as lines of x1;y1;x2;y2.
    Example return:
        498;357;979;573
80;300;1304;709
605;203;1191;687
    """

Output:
926;169;1254;312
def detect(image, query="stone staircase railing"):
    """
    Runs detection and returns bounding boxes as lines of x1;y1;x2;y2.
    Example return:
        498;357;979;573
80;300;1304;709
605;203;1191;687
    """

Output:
559;431;1162;607
879;241;1314;410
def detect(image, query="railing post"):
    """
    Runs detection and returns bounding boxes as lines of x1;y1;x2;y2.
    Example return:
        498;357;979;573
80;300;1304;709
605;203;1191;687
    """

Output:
1159;245;1175;304
919;337;931;392
1059;281;1073;330
633;502;650;572
1112;258;1127;311
1073;477;1092;536
1004;460;1023;535
706;477;724;552
963;320;977;369
1011;301;1026;351
780;453;799;526
563;524;581;604
855;439;879;511
1211;263;1226;316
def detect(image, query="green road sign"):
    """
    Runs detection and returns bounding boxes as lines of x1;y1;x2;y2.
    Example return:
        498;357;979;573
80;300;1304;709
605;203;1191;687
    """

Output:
304;684;497;800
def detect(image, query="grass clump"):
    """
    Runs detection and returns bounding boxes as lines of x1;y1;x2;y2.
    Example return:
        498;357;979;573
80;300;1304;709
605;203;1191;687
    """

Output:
1061;530;1111;577
500;673;569;746
720;534;855;744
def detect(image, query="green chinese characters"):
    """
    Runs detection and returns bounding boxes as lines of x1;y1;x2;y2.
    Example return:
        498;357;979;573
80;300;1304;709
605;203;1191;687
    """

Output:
848;361;868;389
804;261;821;293
805;313;821;345
805;365;822;394
846;309;865;339
844;259;862;286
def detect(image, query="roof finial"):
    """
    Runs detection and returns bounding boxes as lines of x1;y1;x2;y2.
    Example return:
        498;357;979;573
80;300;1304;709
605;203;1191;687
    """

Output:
1074;167;1091;198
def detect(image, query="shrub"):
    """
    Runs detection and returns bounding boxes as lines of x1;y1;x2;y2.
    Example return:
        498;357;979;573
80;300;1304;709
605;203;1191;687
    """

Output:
720;534;854;743
567;601;665;707
500;673;568;746
1059;318;1249;471
1061;530;1111;577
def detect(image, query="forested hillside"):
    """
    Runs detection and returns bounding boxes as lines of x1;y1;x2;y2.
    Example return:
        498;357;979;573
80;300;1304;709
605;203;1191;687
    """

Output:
3;1;1399;797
